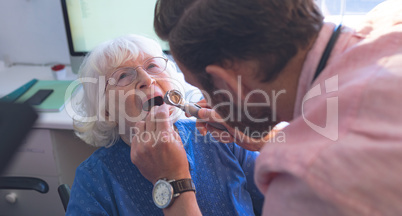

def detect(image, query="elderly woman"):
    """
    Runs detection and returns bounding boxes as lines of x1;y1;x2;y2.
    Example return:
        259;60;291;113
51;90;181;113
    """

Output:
66;34;263;215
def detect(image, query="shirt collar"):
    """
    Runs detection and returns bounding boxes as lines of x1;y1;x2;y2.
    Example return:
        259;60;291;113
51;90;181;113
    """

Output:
293;22;358;118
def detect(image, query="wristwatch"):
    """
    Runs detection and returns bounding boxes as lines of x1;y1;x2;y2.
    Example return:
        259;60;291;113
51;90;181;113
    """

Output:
152;178;196;209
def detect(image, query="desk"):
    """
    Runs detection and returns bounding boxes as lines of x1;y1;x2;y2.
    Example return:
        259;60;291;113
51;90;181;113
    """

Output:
0;65;76;130
0;66;97;215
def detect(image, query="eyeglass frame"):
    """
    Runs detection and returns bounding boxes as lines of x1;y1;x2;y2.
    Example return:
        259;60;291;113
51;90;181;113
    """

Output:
104;56;168;92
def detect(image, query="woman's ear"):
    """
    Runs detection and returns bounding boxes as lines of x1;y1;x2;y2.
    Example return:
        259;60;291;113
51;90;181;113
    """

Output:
205;65;248;100
100;108;110;122
102;109;118;126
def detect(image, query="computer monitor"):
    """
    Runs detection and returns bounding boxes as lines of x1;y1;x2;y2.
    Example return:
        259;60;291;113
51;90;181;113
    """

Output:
61;0;169;74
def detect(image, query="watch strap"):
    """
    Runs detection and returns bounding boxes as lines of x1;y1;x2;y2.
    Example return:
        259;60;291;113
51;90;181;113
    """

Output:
170;178;196;195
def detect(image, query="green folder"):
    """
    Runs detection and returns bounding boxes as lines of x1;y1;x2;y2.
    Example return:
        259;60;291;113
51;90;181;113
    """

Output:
15;80;80;112
0;79;38;103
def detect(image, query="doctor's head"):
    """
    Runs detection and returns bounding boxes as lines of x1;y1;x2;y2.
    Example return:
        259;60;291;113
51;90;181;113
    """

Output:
154;0;324;134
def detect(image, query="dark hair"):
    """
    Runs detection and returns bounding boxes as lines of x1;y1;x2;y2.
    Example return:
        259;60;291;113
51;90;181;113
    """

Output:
155;0;323;89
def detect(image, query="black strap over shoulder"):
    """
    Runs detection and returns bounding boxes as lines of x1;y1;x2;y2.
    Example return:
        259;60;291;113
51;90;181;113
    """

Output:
312;24;343;83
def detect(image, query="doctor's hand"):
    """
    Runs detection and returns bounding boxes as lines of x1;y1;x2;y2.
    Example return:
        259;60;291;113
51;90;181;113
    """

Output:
130;104;191;185
185;99;234;142
189;99;286;152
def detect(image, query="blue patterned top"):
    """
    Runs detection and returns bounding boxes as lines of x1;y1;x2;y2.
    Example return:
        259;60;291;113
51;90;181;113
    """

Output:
66;119;264;215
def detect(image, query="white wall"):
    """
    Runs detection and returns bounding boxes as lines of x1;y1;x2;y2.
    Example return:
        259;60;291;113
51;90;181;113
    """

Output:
0;0;70;65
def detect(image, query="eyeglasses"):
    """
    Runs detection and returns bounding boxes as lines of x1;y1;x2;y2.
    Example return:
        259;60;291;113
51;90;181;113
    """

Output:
105;57;168;91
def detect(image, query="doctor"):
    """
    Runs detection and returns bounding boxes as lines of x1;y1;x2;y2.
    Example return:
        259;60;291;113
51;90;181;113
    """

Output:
142;0;402;215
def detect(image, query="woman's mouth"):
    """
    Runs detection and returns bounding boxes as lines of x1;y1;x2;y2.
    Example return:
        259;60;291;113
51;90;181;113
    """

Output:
142;96;164;111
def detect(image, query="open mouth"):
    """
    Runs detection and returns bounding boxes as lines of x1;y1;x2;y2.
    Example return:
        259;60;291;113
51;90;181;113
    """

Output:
142;96;164;111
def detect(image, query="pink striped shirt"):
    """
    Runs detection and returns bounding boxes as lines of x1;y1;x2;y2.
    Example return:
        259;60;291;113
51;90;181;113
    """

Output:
255;1;402;215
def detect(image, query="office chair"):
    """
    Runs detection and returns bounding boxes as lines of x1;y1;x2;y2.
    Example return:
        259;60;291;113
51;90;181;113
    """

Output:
0;102;38;174
0;102;50;202
0;177;49;194
58;184;71;211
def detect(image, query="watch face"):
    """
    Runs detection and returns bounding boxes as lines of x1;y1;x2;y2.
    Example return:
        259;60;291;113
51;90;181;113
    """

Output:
153;180;173;209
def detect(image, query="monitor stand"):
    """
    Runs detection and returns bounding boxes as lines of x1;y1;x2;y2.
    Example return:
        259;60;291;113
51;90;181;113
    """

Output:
70;55;85;74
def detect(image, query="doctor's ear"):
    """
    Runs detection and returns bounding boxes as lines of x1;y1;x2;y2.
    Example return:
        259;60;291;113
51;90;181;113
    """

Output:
205;65;248;100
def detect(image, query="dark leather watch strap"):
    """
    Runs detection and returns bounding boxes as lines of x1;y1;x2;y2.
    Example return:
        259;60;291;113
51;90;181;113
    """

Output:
170;178;196;194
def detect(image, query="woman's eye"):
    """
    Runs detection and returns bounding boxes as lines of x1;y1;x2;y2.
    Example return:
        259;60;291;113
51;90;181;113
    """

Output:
146;63;158;70
115;71;134;86
118;72;128;80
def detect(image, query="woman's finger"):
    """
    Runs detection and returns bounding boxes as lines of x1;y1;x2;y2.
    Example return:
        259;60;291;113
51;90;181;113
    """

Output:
130;121;145;165
154;104;172;133
132;121;145;145
145;106;157;132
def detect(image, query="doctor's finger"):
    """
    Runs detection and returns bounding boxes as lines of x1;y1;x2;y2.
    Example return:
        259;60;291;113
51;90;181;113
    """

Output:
206;123;235;143
185;99;210;117
195;121;208;136
197;108;225;123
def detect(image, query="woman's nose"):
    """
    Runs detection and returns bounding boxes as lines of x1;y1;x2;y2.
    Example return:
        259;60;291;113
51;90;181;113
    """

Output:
135;67;155;89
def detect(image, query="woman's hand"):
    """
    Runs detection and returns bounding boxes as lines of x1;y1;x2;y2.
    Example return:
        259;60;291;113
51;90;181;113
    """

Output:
130;104;191;184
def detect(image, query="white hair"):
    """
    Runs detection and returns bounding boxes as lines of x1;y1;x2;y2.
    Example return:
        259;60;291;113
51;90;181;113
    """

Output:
73;34;184;147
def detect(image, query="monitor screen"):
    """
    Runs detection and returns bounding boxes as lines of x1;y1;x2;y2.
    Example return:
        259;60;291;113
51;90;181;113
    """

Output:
61;0;169;73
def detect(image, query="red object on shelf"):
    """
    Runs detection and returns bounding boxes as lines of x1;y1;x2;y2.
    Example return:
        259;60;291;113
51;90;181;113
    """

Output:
51;64;65;71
